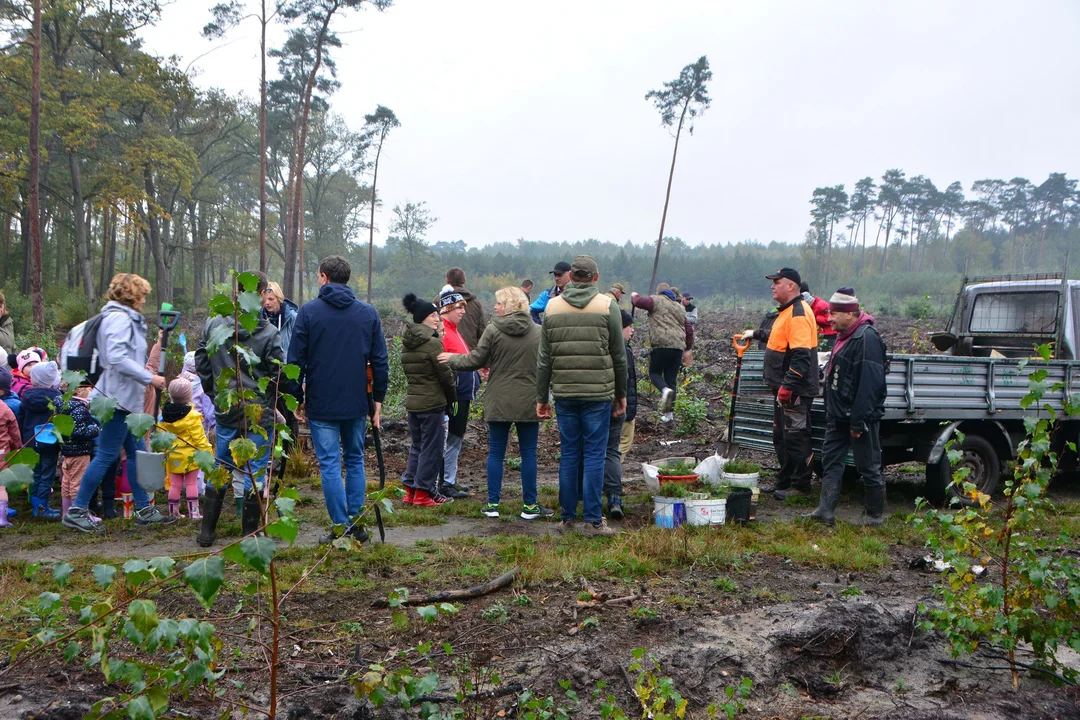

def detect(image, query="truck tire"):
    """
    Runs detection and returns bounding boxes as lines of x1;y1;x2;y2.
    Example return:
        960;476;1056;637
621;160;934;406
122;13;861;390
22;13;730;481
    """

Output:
925;435;1001;507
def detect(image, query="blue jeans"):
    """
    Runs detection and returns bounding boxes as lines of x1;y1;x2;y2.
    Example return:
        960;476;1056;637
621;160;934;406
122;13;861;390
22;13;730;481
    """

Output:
31;450;59;503
215;424;272;498
486;421;539;506
309;418;367;526
555;399;611;524
74;411;151;510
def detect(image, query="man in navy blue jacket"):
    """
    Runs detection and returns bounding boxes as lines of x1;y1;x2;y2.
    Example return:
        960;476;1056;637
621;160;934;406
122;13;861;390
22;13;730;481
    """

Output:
288;256;389;543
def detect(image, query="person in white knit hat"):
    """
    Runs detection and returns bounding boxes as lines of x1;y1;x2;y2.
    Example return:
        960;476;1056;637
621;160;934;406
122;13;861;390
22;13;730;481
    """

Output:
803;287;888;526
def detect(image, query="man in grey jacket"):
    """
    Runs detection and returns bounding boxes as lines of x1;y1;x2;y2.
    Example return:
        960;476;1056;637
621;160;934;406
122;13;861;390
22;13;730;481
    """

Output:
63;273;172;533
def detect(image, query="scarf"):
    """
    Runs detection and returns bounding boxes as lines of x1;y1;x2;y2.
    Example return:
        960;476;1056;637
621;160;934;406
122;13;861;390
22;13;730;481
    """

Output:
826;312;875;375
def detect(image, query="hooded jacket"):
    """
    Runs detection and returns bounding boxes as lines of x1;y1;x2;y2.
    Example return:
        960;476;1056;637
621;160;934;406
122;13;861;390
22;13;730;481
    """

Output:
288;283;389;422
60;397;100;457
0;401;20;461
2;390;21;418
452;286;486;351
160;403;214;474
449;311;541;422
824;315;887;432
442;319;481;401
19;385;62;451
195;314;286;428
91;301;155;413
260;298;300;357
529;283;563;324
625;341;638;422
805;293;838;338
536;283;627;402
0;315;13;354
401;322;457;414
629;293;694;350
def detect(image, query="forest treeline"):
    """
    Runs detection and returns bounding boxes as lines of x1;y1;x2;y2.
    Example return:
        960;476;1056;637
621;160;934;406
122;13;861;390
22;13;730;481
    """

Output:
1;2;1077;335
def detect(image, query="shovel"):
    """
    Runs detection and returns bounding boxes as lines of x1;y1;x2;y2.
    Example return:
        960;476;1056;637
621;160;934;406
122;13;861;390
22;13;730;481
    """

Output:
367;365;386;543
717;334;751;460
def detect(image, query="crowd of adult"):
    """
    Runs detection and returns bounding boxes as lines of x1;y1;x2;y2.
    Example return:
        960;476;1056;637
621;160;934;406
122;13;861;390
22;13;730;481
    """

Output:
1;250;886;542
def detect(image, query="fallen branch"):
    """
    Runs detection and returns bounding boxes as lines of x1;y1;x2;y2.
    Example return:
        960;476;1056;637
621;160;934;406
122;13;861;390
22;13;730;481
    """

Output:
935;658;1076;685
417;682;523;704
580;576;606;601
576;595;636;608
370;567;520;608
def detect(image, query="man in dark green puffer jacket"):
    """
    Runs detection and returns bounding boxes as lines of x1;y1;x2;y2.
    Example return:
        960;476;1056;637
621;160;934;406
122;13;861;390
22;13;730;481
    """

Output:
536;255;627;537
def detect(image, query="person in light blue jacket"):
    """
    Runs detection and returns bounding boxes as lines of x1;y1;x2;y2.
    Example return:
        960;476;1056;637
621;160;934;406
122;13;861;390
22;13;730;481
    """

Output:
62;273;175;533
529;261;571;324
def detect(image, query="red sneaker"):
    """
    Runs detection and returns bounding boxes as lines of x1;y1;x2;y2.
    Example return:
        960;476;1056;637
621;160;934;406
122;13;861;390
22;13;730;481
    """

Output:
411;489;437;507
402;486;415;505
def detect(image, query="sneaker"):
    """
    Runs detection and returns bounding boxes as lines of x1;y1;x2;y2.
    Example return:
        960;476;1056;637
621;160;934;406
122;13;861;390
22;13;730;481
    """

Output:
318;529;342;545
351;524;370;543
442;485;469;500
581;518;617;537
660;387;675;413
607;497;624;520
62;506;104;534
402;487;415;505
556;519;577;534
481;503;500;518
134;506;178;526
411;489;437;507
660;411;674;423
432;493;454;505
520;504;554;520
774;488;810;501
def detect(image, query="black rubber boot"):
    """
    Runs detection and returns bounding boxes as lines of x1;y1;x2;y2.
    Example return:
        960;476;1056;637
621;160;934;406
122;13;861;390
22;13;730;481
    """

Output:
856;485;886;526
241;493;262;536
801;474;841;527
197;485;227;547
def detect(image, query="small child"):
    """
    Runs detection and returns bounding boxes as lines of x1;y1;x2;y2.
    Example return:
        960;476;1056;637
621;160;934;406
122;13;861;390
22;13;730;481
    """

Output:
0;365;21;418
0;392;20;527
20;361;63;518
400;293;457;507
159;378;212;519
60;385;101;519
13;348;45;399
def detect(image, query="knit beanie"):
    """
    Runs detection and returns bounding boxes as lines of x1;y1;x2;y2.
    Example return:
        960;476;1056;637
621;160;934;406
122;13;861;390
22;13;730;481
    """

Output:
17;349;43;373
0;364;11;392
438;284;466;313
30;360;60;389
403;293;437;324
621;310;634;329
169;377;193;405
829;287;860;313
183;351;197;375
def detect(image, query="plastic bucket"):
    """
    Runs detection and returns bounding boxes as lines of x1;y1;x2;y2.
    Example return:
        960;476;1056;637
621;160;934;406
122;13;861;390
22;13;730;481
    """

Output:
721;471;760;488
642;457;698;493
653;496;688;529
135;450;167;493
726;487;752;523
685;497;726;526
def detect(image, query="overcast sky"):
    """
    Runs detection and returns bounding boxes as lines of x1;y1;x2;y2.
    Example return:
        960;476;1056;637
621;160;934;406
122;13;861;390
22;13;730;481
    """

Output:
140;0;1080;249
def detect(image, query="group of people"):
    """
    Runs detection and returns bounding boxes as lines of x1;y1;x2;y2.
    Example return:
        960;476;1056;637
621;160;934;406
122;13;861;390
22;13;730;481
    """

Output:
746;267;888;526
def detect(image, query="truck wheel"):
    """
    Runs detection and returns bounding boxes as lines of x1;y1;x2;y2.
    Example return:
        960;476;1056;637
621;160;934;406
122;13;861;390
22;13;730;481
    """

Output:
925;435;1001;507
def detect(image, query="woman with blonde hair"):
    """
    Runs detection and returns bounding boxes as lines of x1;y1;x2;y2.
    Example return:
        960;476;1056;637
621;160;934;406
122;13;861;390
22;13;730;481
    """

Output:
438;286;552;520
62;273;174;532
260;281;299;357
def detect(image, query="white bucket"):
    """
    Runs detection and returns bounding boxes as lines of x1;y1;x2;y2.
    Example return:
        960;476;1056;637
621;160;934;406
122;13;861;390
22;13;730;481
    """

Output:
652;496;688;529
721;471;760;488
685;497;726;526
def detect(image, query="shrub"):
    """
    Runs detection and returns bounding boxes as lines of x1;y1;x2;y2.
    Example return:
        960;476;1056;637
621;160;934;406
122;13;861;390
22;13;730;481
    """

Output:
674;393;708;436
724;460;760;475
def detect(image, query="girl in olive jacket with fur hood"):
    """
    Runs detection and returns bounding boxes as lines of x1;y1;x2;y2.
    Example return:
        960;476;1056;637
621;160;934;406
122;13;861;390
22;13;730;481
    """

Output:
400;294;457;507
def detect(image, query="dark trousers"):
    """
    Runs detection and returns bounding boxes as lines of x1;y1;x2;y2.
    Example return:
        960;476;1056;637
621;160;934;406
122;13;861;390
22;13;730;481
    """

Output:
405;410;445;494
31;450;60;502
648;348;682;395
603;412;625;499
821;419;883;489
772;392;813;492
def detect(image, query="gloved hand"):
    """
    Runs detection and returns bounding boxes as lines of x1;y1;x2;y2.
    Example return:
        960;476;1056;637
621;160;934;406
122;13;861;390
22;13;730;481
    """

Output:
741;329;755;340
777;386;793;404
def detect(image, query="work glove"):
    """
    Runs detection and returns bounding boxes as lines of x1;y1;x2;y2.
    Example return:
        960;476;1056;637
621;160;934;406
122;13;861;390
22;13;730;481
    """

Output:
777;386;794;405
741;329;755;340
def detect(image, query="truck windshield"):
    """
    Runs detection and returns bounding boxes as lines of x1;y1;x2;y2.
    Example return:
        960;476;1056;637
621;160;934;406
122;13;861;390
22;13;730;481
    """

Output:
969;291;1058;335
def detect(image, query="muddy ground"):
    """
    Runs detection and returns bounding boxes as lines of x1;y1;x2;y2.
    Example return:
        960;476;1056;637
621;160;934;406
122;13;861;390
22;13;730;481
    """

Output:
1;310;1078;719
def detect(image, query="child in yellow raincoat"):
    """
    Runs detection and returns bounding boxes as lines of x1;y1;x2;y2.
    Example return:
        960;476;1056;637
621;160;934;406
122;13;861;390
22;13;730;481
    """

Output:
159;378;212;519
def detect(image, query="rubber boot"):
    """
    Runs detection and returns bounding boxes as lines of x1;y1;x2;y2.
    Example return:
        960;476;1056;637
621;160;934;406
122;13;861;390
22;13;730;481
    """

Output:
196;484;227;547
61;498;73;518
0;501;12;527
235;496;243;517
31;497;61;519
187;499;202;520
168;500;182;518
856;485;886;526
801;474;841;527
241;493;261;536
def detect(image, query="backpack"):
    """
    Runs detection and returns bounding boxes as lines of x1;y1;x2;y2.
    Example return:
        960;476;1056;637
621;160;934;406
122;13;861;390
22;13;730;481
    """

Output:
61;313;110;383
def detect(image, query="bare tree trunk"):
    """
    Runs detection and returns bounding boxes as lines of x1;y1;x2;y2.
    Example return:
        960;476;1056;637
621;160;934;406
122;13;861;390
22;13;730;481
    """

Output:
29;0;45;330
824;221;834;289
258;0;268;272
649;96;691;296
298;203;305;303
20;206;30;295
70;151;97;306
879;213;893;275
1;215;10;284
142;170;172;304
366;139;383;303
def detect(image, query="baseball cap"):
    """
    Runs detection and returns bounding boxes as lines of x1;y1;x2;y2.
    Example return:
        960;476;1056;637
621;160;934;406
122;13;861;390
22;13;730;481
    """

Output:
571;255;598;280
610;282;626;294
550;261;572;276
765;267;802;286
683;293;694;301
